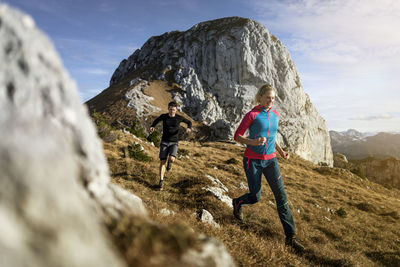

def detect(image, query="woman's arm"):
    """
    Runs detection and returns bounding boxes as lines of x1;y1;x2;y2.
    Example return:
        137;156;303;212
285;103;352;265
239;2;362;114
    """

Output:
275;141;289;159
236;134;266;146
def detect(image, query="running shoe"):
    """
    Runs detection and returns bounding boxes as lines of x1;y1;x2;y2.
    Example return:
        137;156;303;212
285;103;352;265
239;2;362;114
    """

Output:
285;236;305;254
156;179;164;191
166;160;171;172
232;198;243;221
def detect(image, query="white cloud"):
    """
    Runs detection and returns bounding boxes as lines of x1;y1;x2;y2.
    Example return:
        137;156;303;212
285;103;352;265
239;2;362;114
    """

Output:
97;1;115;12
247;0;400;132
348;113;394;121
249;0;400;71
82;68;109;75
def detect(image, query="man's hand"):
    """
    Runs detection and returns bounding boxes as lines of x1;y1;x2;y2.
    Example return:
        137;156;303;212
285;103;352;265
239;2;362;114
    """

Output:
252;137;266;146
149;127;154;133
186;128;192;134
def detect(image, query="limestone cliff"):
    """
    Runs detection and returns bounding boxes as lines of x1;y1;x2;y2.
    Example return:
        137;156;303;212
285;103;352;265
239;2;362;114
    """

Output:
109;17;333;166
349;157;400;190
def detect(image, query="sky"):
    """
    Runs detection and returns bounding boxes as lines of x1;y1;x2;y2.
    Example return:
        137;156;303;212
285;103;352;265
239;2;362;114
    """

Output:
3;0;400;133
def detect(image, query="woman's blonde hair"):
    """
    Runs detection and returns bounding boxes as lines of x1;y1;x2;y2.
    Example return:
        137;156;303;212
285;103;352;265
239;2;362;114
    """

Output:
255;84;275;105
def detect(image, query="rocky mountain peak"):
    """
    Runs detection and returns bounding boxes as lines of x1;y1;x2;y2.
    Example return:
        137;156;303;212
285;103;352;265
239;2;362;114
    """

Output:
103;16;333;166
343;129;364;139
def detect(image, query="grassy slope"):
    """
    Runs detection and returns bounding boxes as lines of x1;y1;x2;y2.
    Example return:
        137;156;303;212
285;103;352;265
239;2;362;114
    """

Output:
103;132;400;267
89;80;400;266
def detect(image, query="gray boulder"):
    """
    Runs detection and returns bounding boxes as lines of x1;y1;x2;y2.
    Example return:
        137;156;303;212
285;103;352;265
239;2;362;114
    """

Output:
203;175;232;208
182;237;236;267
333;153;349;168
125;78;160;117
199;209;220;228
110;17;333;166
0;4;147;266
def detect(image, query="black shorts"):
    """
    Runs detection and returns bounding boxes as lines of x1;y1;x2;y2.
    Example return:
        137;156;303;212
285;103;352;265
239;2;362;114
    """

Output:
159;141;178;160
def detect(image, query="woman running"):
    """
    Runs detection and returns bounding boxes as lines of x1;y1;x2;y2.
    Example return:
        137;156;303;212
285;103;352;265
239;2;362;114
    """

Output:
232;84;305;253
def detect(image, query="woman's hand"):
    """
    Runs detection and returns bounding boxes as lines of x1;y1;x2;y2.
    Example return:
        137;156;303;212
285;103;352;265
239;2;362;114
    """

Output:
252;137;266;146
281;151;290;160
235;135;265;146
275;141;289;160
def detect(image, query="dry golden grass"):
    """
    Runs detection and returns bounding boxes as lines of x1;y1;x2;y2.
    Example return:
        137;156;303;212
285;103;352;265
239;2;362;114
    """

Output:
102;131;400;267
145;81;174;113
89;79;399;265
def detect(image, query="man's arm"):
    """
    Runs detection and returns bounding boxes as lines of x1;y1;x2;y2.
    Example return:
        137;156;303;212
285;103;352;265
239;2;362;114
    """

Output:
180;116;192;134
149;114;163;133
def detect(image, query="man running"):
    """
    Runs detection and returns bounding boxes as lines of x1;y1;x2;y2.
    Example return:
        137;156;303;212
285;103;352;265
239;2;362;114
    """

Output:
150;101;192;190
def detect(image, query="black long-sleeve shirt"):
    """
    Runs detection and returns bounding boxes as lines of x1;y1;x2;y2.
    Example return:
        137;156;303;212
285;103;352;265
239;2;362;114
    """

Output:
151;114;192;142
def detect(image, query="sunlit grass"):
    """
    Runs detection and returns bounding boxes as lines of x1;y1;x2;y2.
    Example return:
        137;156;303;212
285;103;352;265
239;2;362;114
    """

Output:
102;130;400;266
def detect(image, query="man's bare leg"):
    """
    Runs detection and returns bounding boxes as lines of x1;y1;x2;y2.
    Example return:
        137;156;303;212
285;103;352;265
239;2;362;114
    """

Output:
157;159;167;190
166;155;176;171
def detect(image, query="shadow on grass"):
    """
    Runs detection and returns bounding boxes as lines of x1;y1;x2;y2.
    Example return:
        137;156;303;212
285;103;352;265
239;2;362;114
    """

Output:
302;249;351;267
170;177;206;194
169;178;211;210
365;251;400;266
115;171;159;190
315;226;342;241
237;219;281;240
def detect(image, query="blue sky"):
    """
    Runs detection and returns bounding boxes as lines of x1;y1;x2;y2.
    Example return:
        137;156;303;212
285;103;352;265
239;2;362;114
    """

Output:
3;0;400;132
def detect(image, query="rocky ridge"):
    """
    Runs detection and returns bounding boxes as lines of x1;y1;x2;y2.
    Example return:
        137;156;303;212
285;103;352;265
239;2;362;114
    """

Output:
109;17;333;166
330;130;400;160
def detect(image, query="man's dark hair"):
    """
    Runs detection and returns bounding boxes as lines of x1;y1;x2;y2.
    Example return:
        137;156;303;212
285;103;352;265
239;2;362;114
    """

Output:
168;101;178;108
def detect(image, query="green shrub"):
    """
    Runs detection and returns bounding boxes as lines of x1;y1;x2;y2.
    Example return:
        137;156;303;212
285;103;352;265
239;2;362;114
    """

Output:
128;121;146;139
226;158;239;164
335;207;347;218
127;144;151;162
92;110;107;126
91;110;116;143
354;202;376;213
177;148;189;157
102;131;118;143
147;129;162;147
350;166;365;178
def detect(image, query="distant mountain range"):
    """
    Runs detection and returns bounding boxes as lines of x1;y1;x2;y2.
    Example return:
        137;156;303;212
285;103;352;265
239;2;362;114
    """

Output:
329;129;400;160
